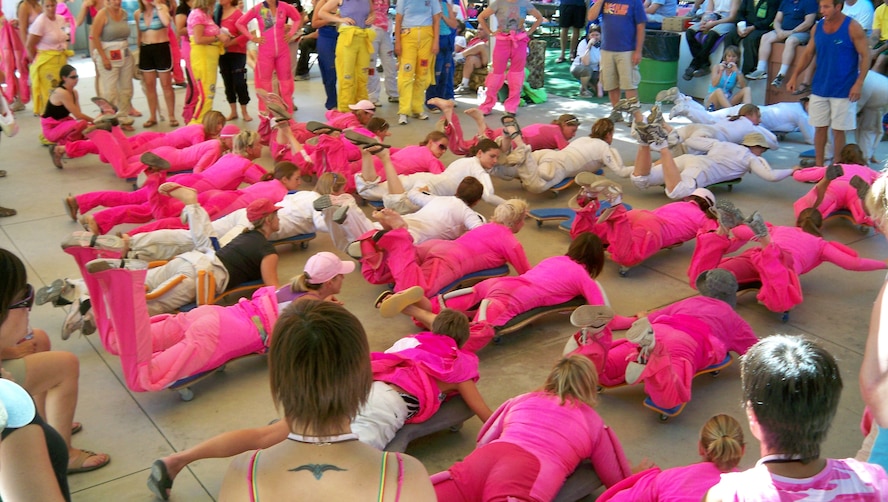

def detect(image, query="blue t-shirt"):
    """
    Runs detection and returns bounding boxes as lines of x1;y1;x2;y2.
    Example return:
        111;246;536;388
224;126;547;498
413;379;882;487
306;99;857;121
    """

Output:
650;0;678;17
779;0;817;30
599;0;647;52
396;0;442;28
438;0;452;34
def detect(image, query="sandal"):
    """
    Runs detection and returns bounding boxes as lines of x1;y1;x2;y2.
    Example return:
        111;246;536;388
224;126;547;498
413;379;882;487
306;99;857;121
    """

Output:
143;119;158;128
50;145;64;169
72;422;82;435
379;286;425;318
374;290;394;309
0;169;6;177
0;206;16;217
306;121;341;135
500;115;522;137
168;119;180;127
791;82;812;96
91;96;118;115
344;130;390;149
148;459;174;500
67;449;110;474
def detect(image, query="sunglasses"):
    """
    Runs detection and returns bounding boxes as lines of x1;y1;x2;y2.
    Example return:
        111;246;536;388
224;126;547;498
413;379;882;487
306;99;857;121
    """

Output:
67;74;79;79
436;143;448;152
9;284;34;311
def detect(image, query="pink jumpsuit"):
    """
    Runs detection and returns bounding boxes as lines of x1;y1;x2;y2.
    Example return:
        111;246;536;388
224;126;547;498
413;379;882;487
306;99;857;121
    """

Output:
87;262;278;392
443;116;567;156
64;128;166;167
236;1;300;113
792;163;879;225
1;13;30;104
81;154;267;234
571;297;758;409
571;201;718;267
598;462;736;502
432;391;633;501
365;223;531;296
390;145;446;176
442;255;609;351
128;178;288;234
688;224;888;313
325;109;363;130
479;30;529;115
107;139;224;178
41;116;89;145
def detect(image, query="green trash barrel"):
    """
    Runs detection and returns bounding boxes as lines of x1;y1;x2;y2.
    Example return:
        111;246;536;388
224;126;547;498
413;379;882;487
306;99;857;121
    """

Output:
638;31;680;103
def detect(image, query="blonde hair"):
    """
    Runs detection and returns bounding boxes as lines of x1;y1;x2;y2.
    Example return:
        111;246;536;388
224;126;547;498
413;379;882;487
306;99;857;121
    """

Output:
542;355;600;408
232;130;259;156
865;170;888;230
491;198;528;230
192;0;215;13
315;172;346;196
700;414;745;472
202;110;226;137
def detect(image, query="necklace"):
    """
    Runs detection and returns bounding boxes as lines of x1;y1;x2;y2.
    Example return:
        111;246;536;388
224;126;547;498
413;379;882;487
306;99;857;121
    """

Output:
287;432;359;446
758;453;804;465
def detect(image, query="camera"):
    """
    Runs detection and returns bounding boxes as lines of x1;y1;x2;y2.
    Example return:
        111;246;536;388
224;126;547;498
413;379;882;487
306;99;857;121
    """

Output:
725;62;734;68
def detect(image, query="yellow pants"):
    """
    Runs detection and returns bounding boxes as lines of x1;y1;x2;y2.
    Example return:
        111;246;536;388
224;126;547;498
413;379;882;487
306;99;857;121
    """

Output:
336;26;376;112
188;41;224;124
30;49;73;116
397;26;435;116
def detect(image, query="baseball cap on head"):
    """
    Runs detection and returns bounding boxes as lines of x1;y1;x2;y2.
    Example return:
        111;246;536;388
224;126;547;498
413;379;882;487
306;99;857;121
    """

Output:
304;252;356;284
246;198;279;222
348;100;376;112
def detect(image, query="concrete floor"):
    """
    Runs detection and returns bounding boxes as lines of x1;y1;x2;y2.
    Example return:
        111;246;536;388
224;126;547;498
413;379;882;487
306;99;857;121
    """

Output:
1;58;887;501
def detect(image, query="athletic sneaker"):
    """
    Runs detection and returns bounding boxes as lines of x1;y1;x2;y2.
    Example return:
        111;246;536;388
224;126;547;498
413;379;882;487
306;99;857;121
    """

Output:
413;112;429;120
613;96;640;113
745;211;769;239
770;74;784;88
454;84;473;95
570;305;615;329
626;317;655;350
313;194;334;212
655;86;680;104
625;361;646;385
398;114;408;125
714;200;745;229
746;69;767;80
607;109;623;123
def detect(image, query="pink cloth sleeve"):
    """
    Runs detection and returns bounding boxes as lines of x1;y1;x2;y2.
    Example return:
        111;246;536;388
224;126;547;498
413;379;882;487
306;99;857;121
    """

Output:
597;467;662;502
792;166;826;183
821;241;888;272
235;5;259;37
589;421;634;487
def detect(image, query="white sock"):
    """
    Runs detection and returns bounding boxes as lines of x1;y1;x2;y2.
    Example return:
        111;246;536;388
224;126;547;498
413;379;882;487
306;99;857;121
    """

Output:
756;60;767;72
461;77;469;86
778;64;789;76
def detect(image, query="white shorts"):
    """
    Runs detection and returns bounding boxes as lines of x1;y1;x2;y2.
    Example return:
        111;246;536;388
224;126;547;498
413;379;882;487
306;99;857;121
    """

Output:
351;381;410;450
600;50;641;92
808;94;857;131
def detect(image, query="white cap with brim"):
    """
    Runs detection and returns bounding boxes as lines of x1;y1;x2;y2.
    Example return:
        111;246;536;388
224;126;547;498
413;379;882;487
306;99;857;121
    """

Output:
304;252;356;284
741;132;770;149
348;100;376;111
689;188;716;207
0;379;36;430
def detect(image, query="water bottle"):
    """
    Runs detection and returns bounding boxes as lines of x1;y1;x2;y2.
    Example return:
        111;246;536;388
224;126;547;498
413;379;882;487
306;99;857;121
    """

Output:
477;86;487;104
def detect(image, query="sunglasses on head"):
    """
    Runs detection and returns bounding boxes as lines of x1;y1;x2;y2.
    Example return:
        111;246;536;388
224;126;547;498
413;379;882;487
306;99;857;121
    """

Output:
9;284;34;311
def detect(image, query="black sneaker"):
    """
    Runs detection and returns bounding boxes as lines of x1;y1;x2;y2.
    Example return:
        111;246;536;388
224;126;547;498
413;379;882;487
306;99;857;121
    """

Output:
825;163;844;181
770;74;784;88
682;66;696;81
849;175;870;201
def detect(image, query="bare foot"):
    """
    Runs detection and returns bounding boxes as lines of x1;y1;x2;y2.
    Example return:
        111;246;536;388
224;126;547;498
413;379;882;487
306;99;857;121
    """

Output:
242;113;253;122
464;107;488;133
79;214;100;235
159;183;198;204
225;113;238;121
427;97;453;114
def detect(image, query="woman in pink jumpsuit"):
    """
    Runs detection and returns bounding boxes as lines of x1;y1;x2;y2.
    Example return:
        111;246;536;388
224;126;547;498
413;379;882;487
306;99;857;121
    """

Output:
126;161;300;235
440;232;609;351
430;98;580;155
431;355;636;501
571;187;719;268
475;0;544;116
236;0;301;114
598;414;745;502
364;205;531;296
792;145;878;226
570;291;758;410
72;132;267;234
1;8;30;106
86;258;279;392
687;218;888;313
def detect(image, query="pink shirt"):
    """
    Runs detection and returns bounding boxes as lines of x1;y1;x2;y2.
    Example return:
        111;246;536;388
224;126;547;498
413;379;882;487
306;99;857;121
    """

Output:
711;458;888;501
390;145;446;175
478;392;633;500
371;333;479;423
325;110;363;130
371;0;390;30
28;13;68;51
219;9;248;53
600;462;734;502
187;8;220;38
522;123;569;150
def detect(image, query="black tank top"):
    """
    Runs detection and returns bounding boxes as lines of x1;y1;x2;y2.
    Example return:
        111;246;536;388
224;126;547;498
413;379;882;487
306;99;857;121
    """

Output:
42;98;71;120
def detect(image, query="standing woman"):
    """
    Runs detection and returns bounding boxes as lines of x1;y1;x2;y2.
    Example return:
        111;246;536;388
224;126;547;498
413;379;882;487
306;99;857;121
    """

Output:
216;0;251;122
16;0;43;110
236;0;301;115
91;0;135;130
318;0;375;112
135;0;178;128
476;0;544;117
174;0;193;118
186;0;229;124
313;0;339;110
27;0;72;117
2;1;30;111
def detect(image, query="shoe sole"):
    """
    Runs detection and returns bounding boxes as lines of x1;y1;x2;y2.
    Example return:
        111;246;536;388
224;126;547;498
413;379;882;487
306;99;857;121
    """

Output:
312;195;333;212
36;279;65;306
379;286;424;318
575;172;604;187
61;232;124;252
333;205;349;225
140;152;171;170
570;305;615;328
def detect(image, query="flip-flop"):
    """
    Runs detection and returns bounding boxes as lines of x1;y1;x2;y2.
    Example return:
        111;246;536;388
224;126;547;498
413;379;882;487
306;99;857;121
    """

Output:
143;119;158;128
344;130;390;149
379;286;424;318
67;449;110;474
266;102;292;121
50;145;63;169
147;459;174;500
305;121;341;135
36;279;65;306
374;290;394;308
64;196;79;221
91;96;118;115
140;152;171;171
168;119;180;127
72;422;82;435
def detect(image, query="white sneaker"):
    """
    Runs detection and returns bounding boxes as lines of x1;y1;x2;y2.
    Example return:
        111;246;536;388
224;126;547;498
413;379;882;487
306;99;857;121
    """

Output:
626;317;655;350
346;241;363;259
655;86;679;104
570;305;615;330
398;114;408;125
413;112;429;120
0;95;19;137
625;361;645;384
745;69;767;80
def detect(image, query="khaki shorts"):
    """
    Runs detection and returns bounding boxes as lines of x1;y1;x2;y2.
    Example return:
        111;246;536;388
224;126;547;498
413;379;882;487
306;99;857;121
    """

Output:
1;357;26;385
600;50;641;92
808;94;857;131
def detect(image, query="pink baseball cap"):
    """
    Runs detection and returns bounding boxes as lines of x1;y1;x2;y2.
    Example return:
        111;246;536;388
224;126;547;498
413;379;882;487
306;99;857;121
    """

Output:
348;100;376;112
246;198;279;222
304;252;355;284
220;124;240;138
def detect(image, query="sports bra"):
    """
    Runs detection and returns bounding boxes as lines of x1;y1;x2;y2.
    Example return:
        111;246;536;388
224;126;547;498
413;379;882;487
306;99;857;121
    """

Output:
246;450;404;501
42;97;70;120
138;8;164;31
